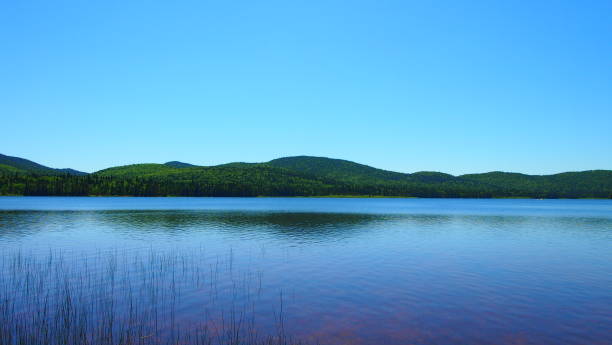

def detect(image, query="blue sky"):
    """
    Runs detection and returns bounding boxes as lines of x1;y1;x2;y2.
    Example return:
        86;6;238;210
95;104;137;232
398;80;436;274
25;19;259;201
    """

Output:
1;1;610;174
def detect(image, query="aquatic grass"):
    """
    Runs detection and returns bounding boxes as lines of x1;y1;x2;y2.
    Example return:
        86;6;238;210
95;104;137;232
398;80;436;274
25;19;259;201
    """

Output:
0;247;308;345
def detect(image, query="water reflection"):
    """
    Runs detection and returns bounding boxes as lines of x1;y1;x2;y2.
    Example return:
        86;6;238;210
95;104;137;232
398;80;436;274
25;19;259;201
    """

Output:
0;202;611;345
0;211;386;242
2;210;612;243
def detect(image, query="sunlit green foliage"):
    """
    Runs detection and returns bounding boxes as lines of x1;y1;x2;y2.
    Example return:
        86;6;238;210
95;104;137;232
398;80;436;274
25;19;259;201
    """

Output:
0;153;86;176
0;156;611;198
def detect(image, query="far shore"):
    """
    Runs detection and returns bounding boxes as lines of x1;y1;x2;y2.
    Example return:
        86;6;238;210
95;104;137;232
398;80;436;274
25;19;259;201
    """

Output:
0;195;610;200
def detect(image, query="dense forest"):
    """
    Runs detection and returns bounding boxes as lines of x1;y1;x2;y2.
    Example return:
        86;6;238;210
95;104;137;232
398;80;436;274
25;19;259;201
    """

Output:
1;154;611;198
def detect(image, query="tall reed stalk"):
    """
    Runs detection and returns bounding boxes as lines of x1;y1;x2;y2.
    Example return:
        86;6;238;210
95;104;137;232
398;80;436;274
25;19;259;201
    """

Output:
0;247;307;345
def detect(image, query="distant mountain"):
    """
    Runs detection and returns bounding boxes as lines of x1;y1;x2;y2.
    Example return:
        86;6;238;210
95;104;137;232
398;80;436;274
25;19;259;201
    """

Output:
57;168;87;175
164;161;198;168
0;153;86;176
411;171;457;183
0;154;610;198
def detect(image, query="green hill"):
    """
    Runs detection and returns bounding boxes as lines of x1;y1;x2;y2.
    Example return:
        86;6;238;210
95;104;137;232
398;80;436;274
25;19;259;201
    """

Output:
265;156;492;197
89;163;336;196
0;153;86;176
267;156;465;185
461;170;612;198
0;154;610;198
267;156;409;182
95;164;185;177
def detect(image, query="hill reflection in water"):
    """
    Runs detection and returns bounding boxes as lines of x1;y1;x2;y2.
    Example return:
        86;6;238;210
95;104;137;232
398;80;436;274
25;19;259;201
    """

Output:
1;199;611;345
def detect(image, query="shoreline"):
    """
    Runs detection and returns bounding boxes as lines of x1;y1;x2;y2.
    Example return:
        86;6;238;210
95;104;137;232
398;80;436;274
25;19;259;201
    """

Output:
0;195;610;200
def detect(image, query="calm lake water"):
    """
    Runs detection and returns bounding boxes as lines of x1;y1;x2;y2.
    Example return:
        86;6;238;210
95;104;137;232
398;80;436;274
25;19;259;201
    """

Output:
1;197;611;345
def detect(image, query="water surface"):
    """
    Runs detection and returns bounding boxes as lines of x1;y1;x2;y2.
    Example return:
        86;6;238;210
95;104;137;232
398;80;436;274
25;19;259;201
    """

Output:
1;197;611;345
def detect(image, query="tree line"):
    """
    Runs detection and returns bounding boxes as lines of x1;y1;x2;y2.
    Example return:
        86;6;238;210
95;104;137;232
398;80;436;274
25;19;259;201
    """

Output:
1;170;610;198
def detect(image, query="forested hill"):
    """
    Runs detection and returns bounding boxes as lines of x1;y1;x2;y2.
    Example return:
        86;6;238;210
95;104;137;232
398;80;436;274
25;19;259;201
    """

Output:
0;153;86;176
268;156;459;184
0;154;611;198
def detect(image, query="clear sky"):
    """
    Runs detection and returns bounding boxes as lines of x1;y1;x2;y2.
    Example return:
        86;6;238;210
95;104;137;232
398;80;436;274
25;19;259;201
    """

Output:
1;1;610;175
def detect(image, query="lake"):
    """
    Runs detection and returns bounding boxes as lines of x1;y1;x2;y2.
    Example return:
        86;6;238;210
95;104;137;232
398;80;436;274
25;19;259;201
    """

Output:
0;197;611;345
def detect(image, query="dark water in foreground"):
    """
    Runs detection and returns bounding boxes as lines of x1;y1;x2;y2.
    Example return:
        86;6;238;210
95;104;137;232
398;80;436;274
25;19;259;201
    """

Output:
0;197;611;345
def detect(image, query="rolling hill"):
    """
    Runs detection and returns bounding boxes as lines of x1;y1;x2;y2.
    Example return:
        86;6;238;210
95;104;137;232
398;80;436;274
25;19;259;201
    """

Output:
0;153;610;198
267;156;463;184
461;170;612;198
0;153;86;176
267;156;409;182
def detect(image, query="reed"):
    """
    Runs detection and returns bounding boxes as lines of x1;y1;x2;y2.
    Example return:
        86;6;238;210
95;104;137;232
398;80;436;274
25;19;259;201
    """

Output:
0;247;307;345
